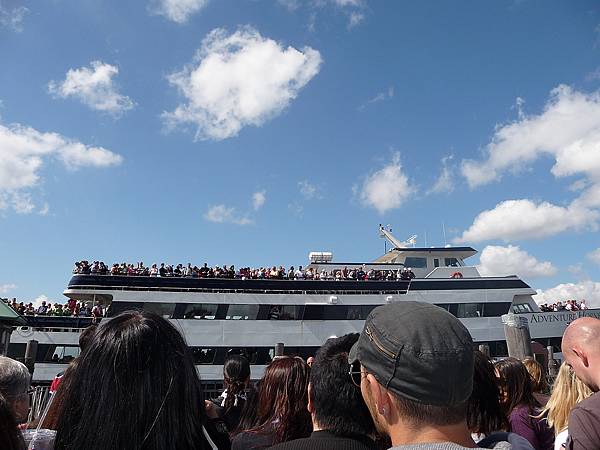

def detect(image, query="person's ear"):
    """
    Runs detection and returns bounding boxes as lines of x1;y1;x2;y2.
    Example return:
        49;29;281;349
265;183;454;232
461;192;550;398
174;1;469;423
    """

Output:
573;346;589;367
366;373;391;418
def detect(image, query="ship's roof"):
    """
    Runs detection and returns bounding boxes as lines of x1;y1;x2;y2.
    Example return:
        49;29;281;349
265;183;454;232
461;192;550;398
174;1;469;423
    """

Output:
391;246;477;253
0;301;26;326
374;246;477;264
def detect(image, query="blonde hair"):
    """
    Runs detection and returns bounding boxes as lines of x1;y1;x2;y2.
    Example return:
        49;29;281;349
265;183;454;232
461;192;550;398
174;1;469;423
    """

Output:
540;362;593;434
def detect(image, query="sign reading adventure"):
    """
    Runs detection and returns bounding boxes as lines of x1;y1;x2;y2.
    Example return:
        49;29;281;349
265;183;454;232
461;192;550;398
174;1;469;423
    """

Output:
529;310;600;324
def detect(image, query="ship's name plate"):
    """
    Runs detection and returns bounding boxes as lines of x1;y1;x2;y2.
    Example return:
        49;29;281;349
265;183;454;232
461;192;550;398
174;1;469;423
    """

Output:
530;310;600;324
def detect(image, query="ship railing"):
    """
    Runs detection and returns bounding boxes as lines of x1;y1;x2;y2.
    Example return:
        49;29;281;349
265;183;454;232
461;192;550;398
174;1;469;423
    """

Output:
16;325;99;334
67;284;408;296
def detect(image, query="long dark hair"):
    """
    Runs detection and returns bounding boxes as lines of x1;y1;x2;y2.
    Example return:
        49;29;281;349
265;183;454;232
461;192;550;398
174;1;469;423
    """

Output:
246;357;311;444
223;355;250;413
53;310;210;450
0;393;25;450
467;351;509;435
234;381;260;434
494;357;540;416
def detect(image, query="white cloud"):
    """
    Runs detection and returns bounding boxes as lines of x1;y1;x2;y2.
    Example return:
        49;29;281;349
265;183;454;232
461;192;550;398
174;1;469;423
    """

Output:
0;3;28;32
204;204;252;225
11;192;34;214
428;155;455;195
298;180;322;200
455;199;598;243
252;190;266;210
163;26;322;141
278;0;300;11
461;85;600;189
358;153;415;214
32;294;49;308
0;283;16;294
57;142;123;170
332;0;362;5
585;67;600;82
149;0;209;23
587;248;600;265
348;11;365;28
359;86;394;110
534;281;600;308
457;86;600;242
48;61;134;116
0;121;122;213
280;0;366;30
478;245;557;279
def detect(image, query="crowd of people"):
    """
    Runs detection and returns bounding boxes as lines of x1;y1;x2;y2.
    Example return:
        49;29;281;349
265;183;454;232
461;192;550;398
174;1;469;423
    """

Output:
73;260;418;281
4;298;104;319
1;301;599;450
538;299;588;312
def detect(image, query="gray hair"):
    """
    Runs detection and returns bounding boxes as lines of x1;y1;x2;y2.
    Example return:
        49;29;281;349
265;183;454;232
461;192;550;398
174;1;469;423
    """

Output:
0;356;30;398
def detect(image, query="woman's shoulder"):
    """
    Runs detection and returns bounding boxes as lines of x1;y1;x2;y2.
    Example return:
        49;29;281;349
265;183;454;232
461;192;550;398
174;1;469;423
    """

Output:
231;430;275;450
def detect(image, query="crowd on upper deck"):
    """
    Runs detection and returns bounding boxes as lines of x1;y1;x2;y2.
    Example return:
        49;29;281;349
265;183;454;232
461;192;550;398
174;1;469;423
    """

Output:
73;260;418;281
2;300;600;450
3;297;104;319
538;299;588;312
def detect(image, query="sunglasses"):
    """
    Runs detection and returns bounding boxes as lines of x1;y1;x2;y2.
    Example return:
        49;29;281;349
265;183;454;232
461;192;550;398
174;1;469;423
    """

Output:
348;361;367;387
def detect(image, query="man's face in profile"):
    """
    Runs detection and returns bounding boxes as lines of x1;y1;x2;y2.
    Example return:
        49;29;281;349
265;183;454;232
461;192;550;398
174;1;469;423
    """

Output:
563;346;598;392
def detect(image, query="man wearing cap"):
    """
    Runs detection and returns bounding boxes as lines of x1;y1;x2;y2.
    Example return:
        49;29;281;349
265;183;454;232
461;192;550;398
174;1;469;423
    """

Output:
349;301;531;450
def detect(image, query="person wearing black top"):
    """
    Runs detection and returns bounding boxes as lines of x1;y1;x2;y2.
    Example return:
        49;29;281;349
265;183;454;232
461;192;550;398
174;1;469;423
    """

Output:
269;334;378;450
211;355;251;432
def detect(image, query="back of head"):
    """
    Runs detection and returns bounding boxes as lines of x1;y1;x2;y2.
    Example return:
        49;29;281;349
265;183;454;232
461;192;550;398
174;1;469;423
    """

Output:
349;302;474;427
542;362;593;433
0;393;25;450
522;357;547;394
253;356;311;444
562;317;600;391
310;334;375;437
78;323;97;352
467;351;509;435
0;356;30;422
54;310;208;450
223;354;250;411
494;357;538;415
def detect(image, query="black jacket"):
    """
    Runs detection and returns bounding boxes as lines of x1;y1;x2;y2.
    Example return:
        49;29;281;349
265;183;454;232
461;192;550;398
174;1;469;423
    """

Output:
268;430;378;450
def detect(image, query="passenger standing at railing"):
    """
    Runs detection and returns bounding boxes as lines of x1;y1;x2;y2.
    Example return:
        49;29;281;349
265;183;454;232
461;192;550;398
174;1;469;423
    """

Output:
36;301;48;315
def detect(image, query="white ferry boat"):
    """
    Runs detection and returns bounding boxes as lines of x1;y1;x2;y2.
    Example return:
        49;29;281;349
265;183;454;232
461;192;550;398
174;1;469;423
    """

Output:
8;228;600;386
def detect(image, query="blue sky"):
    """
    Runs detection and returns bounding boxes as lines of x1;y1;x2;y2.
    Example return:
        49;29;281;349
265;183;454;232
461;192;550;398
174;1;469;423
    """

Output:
1;0;600;305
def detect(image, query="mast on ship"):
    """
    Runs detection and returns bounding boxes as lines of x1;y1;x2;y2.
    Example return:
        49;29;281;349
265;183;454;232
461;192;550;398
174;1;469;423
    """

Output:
378;224;417;251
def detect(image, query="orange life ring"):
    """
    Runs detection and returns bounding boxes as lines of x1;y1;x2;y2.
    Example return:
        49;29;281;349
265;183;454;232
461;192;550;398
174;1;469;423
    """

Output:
451;272;463;279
